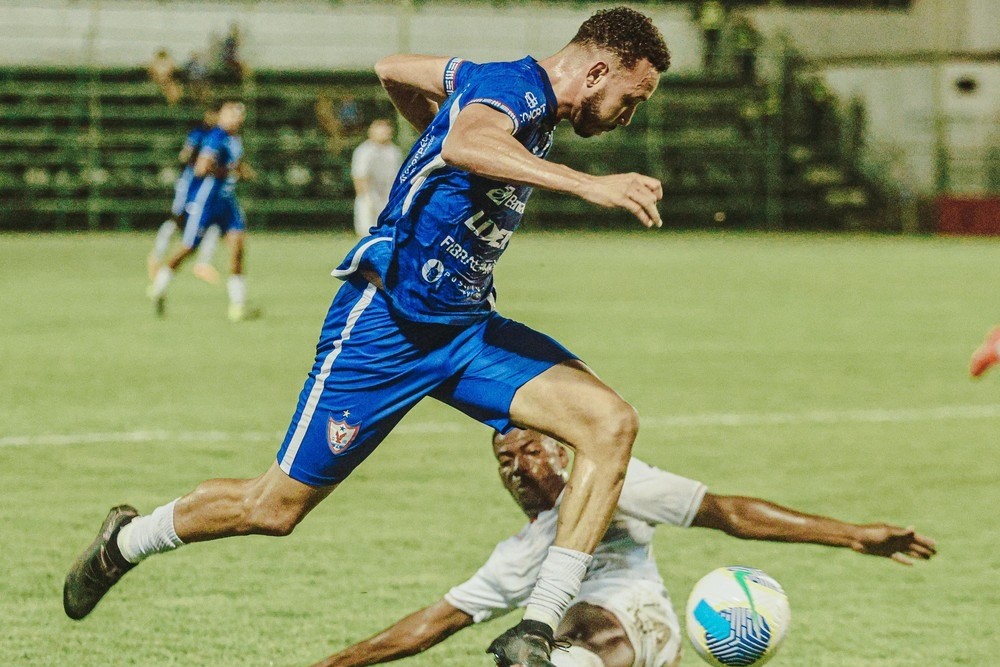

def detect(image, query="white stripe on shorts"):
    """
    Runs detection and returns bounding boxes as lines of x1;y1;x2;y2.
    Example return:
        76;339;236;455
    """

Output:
181;176;216;246
279;282;378;475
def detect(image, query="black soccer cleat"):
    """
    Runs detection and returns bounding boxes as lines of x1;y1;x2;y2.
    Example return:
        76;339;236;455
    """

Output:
487;619;558;667
63;504;139;620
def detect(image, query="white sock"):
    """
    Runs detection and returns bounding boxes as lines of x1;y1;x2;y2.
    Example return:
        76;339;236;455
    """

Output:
522;546;593;632
151;266;174;297
196;224;221;264
152;220;177;260
117;499;185;564
227;274;247;306
552;646;605;667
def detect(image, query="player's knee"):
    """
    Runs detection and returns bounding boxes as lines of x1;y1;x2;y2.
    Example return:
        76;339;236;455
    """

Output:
242;496;304;537
580;398;638;462
600;399;639;451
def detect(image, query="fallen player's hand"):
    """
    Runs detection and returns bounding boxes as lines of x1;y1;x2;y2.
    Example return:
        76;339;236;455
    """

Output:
851;524;937;565
581;173;663;229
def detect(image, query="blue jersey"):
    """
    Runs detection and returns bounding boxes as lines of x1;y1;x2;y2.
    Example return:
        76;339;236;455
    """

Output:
187;126;244;202
334;56;558;325
178;124;211;183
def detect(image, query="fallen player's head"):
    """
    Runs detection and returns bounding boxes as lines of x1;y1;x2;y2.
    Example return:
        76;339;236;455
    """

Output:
564;7;670;137
492;428;569;518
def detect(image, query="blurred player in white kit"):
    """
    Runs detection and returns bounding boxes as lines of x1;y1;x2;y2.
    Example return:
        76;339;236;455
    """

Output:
351;119;402;237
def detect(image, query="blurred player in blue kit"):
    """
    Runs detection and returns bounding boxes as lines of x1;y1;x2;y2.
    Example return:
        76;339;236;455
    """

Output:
147;105;224;286
66;8;673;666
147;100;257;321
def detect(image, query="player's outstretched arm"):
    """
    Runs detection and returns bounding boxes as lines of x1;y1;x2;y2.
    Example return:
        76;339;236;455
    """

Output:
441;104;663;228
691;493;938;566
375;54;452;132
307;599;473;667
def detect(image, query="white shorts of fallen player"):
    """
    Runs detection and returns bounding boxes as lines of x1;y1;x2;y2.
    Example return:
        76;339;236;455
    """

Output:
574;577;682;667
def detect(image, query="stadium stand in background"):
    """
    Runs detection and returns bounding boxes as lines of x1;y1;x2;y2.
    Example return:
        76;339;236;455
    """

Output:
0;0;996;233
0;59;890;232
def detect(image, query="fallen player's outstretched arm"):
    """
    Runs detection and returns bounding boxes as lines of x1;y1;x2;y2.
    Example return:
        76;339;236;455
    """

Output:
691;493;938;566
308;599;472;667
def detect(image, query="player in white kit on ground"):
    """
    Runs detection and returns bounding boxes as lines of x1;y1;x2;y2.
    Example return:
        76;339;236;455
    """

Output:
307;428;936;667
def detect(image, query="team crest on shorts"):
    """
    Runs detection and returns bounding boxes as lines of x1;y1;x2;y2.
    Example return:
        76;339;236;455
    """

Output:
327;411;361;454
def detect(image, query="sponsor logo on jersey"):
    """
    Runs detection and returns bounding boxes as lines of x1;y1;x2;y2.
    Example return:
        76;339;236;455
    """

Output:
462;210;514;250
487;186;527;214
524;91;539;109
440;234;498;273
519;104;547;125
400;135;434;183
328;411;361;454
421;258;445;283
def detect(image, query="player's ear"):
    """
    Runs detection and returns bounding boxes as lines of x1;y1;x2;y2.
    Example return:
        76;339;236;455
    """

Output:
586;61;610;88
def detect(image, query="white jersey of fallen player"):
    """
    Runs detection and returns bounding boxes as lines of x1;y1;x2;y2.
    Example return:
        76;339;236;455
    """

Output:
351;139;403;212
445;458;707;623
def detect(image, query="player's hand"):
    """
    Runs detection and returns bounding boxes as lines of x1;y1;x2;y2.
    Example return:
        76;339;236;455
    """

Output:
487;620;557;667
851;524;937;565
580;172;663;228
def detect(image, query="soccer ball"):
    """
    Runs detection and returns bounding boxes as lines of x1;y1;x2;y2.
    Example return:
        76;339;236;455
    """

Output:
684;566;791;667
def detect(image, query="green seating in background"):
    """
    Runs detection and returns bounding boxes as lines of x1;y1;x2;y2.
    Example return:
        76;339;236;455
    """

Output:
0;66;880;231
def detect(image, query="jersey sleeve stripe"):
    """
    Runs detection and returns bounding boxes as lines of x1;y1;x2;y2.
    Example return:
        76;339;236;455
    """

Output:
443;57;465;96
465;98;520;133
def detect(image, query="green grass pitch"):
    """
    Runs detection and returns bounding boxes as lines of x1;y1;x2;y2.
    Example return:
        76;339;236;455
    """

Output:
1;230;997;666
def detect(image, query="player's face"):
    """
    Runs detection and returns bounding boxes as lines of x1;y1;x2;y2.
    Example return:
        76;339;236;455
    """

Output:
572;57;659;138
493;429;569;518
369;121;393;144
218;103;246;132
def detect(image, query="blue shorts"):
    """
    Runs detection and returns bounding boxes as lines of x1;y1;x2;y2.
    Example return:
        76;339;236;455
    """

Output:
276;276;577;486
182;183;245;248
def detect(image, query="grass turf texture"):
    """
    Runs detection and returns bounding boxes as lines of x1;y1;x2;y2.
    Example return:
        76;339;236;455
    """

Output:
1;230;997;667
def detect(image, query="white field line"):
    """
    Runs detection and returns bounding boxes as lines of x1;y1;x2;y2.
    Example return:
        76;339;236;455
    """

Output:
1;404;999;448
643;404;1000;428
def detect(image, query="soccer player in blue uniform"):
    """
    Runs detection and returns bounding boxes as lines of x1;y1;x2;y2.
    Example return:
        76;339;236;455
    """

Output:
146;106;224;285
66;8;670;666
147;100;257;320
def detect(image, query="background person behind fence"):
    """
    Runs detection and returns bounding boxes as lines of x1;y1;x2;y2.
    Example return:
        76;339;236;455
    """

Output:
350;119;402;237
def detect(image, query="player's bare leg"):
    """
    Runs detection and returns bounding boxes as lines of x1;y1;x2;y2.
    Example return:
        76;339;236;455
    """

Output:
225;230;257;321
147;244;196;317
192;224;222;284
64;463;335;619
488;360;637;666
970;326;1000;378
172;462;336;540
148;215;182;280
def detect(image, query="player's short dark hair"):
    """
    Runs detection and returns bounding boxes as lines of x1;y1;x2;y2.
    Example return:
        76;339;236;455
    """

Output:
571;7;671;72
